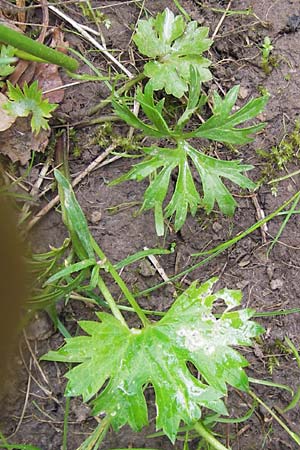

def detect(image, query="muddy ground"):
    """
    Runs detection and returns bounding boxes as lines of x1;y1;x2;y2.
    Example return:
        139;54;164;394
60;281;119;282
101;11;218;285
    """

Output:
1;0;300;449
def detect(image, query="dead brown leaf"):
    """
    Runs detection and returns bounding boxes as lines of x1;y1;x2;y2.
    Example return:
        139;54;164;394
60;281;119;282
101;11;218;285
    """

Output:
11;61;36;86
16;0;26;32
34;27;69;103
7;27;66;103
51;26;70;54
0;93;16;132
0;117;49;165
35;63;64;104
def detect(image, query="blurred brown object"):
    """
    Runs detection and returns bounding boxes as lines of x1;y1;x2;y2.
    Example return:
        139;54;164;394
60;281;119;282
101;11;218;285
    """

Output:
0;175;27;385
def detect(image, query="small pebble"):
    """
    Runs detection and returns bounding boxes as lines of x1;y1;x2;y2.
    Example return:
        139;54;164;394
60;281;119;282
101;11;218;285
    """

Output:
70;399;91;422
89;210;102;224
238;256;251;267
257;113;266;121
266;265;274;280
238;86;249;100
212;222;222;233
270;278;284;290
73;404;91;422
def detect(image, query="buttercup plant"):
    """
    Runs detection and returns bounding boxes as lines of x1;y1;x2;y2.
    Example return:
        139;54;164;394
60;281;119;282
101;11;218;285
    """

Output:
2;5;299;450
4;80;57;133
42;170;264;448
111;71;268;235
109;8;269;235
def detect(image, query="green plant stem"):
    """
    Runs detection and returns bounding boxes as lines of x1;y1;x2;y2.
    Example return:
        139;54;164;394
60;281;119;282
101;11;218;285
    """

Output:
0;445;41;450
278;210;300;215
254;307;300;318
135;190;300;298
267;191;300;255
62;397;70;450
249;391;300;445
77;416;111;450
193;422;229;450
283;387;300;413
68;47;113;88
91;239;149;327
173;0;191;20
97;275;128;328
87;72;145;116
285;337;300;367
14;49;47;63
0;24;78;72
70;293;166;316
67;114;119;129
249;377;294;395
268;168;300;184
70;292;300;320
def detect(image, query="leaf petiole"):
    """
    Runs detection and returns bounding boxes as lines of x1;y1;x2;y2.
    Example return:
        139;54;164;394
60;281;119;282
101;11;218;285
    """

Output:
91;238;149;327
193;421;230;450
97;275;128;328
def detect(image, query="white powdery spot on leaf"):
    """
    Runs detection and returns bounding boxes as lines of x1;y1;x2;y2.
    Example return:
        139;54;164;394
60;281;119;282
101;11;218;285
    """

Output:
177;327;215;354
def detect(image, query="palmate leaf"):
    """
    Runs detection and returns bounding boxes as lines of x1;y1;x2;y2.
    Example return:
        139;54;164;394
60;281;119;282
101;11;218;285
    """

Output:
0;45;17;77
42;278;264;443
112;82;268;234
112;82;267;144
112;141;256;235
133;8;212;98
186;85;269;144
111;82;172;139
4;80;57;133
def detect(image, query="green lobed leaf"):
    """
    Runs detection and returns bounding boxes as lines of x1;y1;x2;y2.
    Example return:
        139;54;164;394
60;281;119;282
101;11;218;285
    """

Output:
133;8;213;97
112;96;167;138
43;278;263;443
176;65;207;130
186;143;256;215
0;45;17;77
186;85;269;144
116;141;256;234
111;84;266;232
4;80;57;133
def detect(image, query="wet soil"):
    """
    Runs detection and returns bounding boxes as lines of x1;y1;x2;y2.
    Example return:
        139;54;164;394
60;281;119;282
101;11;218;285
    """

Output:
1;0;300;449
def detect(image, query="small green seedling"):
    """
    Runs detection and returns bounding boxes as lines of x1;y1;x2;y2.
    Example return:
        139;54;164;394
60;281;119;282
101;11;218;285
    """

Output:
261;36;275;75
4;81;57;134
107;8;269;235
111;71;268;235
79;0;111;29
0;45;17;78
0;23;78;134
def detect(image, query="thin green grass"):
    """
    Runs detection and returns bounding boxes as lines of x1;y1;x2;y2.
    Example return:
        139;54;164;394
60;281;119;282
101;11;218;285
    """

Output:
249;391;300;445
267;191;300;255
134;191;300;299
0;433;41;450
